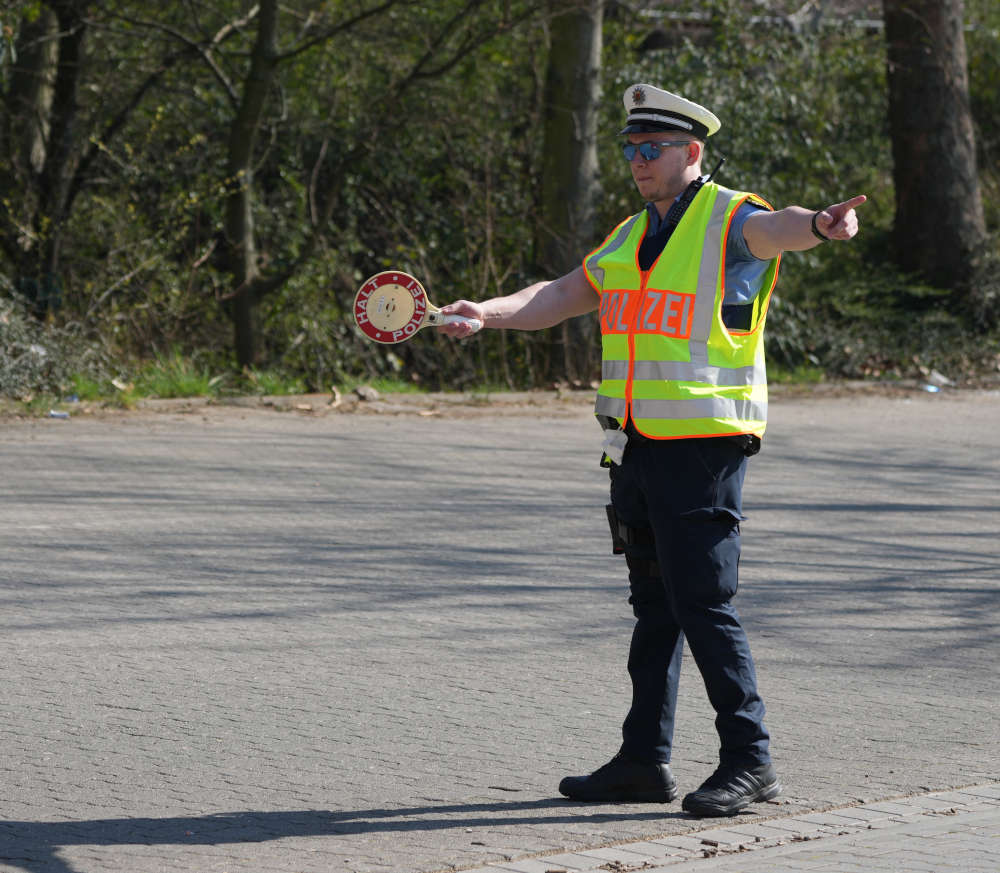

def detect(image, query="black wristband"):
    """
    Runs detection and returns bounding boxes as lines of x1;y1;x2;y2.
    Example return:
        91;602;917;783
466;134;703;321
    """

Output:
811;211;831;242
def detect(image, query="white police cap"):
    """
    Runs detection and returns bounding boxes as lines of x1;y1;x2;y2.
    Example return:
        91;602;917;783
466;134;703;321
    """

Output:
620;83;721;139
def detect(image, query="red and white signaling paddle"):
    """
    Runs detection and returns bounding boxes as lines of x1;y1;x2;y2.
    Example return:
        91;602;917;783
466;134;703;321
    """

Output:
353;271;482;344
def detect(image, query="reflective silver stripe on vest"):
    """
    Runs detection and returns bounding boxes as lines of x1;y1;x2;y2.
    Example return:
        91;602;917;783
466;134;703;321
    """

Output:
603;358;758;386
631;396;767;422
600;359;628;381
595;394;627;420
688;187;737;369
586;214;643;289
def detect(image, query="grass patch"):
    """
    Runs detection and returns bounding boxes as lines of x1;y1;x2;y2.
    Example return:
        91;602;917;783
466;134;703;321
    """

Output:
134;350;225;398
241;368;308;396
767;365;826;384
69;373;110;402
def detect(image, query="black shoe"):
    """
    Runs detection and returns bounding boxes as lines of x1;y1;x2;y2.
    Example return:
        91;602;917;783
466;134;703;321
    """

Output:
681;762;781;817
558;753;678;802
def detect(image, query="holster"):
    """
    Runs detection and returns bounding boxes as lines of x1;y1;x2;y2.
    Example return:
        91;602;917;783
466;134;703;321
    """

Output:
606;503;660;577
606;503;656;553
606;504;627;554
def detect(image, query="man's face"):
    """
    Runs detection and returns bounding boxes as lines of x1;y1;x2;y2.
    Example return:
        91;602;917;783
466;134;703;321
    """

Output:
624;132;700;205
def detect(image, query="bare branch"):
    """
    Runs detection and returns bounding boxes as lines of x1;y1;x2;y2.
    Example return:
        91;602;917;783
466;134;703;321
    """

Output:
65;55;180;214
100;8;264;107
389;1;540;89
190;238;218;271
212;4;260;46
405;0;484;81
66;6;264;216
274;0;402;62
308;137;330;228
86;250;164;318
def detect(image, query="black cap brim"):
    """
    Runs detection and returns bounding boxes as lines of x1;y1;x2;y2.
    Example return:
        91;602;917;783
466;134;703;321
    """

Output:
619;122;675;134
619;118;710;139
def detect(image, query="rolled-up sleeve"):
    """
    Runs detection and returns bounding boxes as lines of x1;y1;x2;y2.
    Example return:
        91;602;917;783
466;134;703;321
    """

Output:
724;203;769;307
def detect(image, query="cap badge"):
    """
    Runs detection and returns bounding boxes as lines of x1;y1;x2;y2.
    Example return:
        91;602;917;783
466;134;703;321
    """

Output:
631;86;646;106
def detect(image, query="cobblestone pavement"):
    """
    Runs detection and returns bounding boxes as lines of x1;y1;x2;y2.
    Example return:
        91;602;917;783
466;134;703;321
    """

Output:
463;783;1000;873
1;389;998;873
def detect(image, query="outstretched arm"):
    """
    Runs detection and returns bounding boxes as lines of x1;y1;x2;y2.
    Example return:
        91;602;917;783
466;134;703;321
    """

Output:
437;266;599;337
743;194;867;261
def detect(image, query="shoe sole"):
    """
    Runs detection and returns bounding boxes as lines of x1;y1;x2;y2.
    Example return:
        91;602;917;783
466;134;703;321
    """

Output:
560;787;679;803
681;780;782;817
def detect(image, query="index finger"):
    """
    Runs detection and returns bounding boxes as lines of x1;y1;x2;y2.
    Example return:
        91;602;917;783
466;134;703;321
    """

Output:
841;194;868;210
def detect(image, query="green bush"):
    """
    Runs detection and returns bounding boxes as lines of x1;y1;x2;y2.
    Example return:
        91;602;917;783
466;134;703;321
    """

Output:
2;1;997;392
0;293;109;399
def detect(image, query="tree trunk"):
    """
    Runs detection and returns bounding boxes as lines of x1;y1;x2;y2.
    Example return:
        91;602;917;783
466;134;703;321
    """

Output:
537;0;604;383
3;0;87;315
0;5;58;278
884;0;986;288
4;5;59;179
224;0;280;368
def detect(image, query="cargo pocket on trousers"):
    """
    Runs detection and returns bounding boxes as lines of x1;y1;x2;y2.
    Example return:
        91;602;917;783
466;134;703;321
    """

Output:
675;506;744;604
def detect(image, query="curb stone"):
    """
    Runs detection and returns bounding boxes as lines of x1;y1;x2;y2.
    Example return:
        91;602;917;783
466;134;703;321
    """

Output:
456;783;1000;873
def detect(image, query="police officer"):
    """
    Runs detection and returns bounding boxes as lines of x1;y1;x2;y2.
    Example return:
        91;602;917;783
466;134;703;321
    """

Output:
440;84;865;816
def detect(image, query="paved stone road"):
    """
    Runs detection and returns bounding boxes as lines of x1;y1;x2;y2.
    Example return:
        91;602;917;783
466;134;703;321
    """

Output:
1;388;998;873
462;783;1000;873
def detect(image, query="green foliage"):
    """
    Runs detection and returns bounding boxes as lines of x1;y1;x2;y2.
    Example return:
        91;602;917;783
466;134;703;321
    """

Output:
69;373;108;402
0;293;109;399
132;348;225;398
967;0;1000;228
763;227;1000;382
242;367;308;397
767;363;826;385
603;0;1000;384
1;0;997;398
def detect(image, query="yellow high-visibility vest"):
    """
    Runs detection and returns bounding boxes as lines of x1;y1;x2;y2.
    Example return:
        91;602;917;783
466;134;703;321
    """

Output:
584;181;781;440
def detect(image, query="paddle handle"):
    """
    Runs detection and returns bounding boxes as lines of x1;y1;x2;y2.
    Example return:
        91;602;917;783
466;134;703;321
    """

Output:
428;311;482;331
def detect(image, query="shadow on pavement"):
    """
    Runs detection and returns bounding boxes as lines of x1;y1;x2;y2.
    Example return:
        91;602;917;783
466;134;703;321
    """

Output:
2;798;693;873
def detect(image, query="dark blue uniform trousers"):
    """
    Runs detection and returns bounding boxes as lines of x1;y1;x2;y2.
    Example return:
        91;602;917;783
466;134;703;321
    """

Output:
610;432;770;769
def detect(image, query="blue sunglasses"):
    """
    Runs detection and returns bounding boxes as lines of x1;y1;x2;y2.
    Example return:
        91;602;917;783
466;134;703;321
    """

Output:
622;140;692;161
